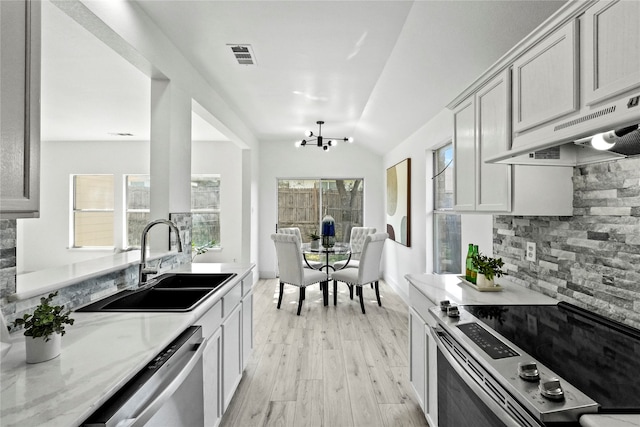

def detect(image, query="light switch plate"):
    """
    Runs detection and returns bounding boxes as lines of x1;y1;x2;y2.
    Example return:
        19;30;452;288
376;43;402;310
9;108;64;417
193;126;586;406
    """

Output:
526;242;536;262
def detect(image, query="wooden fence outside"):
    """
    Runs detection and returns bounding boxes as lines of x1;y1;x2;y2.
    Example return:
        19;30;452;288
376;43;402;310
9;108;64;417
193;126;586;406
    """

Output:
278;187;363;242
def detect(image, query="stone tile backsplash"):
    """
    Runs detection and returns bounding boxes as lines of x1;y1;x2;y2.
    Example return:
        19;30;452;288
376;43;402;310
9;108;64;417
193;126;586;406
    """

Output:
0;214;192;333
494;157;640;329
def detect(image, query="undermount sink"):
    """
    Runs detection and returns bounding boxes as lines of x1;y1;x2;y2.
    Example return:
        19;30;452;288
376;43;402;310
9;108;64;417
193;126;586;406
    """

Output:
151;273;236;289
76;272;236;312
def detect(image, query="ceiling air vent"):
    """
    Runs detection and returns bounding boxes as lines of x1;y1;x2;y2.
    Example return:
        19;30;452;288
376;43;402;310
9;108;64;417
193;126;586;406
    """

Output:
228;44;257;66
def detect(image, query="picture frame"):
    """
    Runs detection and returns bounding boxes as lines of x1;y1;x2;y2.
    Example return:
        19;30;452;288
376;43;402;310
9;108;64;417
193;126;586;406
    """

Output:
386;158;411;247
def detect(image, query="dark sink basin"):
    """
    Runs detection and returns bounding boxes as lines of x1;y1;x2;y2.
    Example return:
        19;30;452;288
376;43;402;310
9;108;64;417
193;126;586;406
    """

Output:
76;272;237;312
151;273;236;289
76;288;215;312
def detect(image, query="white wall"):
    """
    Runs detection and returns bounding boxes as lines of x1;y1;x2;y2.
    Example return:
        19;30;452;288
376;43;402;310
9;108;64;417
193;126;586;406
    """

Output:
192;140;243;263
382;109;493;301
258;141;384;278
18;139;243;273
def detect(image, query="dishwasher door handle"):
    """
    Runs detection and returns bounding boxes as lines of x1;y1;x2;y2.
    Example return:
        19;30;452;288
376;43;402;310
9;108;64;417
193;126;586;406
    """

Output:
119;337;209;427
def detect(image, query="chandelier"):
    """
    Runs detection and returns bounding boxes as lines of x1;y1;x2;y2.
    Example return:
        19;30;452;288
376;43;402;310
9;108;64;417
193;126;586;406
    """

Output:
295;121;354;151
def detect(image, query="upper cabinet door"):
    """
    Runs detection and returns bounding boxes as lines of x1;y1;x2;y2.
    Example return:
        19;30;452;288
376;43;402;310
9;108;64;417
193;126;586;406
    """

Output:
583;0;640;106
0;0;41;219
453;96;476;211
476;70;512;212
512;19;579;135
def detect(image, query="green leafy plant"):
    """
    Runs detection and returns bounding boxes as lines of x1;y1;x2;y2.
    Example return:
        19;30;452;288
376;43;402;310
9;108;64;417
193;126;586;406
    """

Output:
12;292;74;341
192;240;217;260
308;232;320;241
471;252;506;281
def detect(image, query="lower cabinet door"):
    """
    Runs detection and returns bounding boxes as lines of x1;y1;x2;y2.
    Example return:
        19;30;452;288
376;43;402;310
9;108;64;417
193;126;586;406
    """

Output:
409;308;427;411
222;304;242;411
203;327;222;427
241;291;253;369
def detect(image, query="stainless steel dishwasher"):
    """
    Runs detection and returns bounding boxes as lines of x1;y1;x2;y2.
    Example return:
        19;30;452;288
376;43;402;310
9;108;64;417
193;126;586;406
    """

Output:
83;326;207;427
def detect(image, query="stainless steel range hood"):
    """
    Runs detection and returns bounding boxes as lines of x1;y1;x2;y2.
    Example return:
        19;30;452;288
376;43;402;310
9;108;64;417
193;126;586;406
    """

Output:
487;92;640;166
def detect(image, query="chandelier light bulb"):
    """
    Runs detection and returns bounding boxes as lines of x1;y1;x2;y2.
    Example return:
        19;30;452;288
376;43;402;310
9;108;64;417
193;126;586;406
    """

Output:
298;120;353;152
348;137;354;143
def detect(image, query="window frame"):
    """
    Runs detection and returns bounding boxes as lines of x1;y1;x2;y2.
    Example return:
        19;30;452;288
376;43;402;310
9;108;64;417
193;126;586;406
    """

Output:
70;174;115;249
432;142;462;274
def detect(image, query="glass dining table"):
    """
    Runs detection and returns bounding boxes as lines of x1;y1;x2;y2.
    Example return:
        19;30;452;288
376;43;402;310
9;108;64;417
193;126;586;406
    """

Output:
301;242;359;306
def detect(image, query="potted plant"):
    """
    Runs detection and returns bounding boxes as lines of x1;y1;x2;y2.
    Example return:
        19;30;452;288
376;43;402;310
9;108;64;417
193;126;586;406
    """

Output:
308;232;320;249
471;252;506;287
192;240;217;260
12;291;74;363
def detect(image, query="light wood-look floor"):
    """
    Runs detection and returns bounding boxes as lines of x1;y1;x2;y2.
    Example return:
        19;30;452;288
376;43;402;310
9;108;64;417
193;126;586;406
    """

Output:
220;278;430;427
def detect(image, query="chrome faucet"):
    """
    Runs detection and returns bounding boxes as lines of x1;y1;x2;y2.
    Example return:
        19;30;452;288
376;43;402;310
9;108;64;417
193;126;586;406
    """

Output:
139;219;183;285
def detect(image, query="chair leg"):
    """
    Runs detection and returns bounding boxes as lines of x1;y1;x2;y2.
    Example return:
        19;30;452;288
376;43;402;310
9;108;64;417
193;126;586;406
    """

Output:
358;286;366;314
297;287;305;315
349;284;354;300
375;281;382;306
277;281;284;309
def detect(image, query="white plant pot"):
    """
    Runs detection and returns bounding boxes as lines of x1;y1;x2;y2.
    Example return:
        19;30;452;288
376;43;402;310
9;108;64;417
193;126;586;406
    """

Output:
25;333;61;364
310;240;319;249
476;273;494;288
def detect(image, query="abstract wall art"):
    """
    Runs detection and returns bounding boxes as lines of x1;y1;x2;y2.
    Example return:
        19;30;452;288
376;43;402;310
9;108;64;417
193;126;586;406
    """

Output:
386;158;411;247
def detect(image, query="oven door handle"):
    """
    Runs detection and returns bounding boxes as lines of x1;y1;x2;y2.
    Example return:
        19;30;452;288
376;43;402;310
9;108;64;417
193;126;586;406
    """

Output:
117;337;209;427
429;327;525;427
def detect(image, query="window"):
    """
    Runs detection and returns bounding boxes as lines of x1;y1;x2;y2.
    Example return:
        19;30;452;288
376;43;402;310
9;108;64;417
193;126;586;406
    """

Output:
125;175;150;247
277;178;364;243
191;175;221;248
72;175;114;247
433;144;461;274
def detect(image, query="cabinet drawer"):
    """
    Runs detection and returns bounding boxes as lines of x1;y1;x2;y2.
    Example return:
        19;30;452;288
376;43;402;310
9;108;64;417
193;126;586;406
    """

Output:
241;272;253;297
195;300;222;339
222;283;242;318
409;284;436;320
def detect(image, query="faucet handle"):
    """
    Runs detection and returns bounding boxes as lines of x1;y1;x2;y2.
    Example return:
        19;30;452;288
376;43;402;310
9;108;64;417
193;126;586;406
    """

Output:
141;267;158;275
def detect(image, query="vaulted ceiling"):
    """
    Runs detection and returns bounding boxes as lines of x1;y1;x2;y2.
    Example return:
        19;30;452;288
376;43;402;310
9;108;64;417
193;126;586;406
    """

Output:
42;0;567;154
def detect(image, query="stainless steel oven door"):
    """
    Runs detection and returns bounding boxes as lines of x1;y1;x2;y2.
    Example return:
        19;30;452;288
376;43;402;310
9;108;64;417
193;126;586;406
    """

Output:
431;326;543;427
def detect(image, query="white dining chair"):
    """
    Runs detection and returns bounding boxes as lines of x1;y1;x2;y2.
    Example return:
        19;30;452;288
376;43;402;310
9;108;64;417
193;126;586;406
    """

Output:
271;233;328;315
331;232;388;313
278;227;324;270
333;226;376;270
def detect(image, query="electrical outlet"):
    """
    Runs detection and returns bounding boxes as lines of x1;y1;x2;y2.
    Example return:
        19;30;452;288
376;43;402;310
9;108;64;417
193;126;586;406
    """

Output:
526;242;536;262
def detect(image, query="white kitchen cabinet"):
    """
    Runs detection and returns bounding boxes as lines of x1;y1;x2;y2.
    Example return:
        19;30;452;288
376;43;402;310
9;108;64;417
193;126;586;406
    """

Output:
583;0;640;106
452;96;476;211
453;68;573;216
453;70;512;212
0;0;41;219
409;308;427;410
241;289;253;369
222;302;242;412
195;300;223;427
204;327;222;427
512;19;579;136
409;283;438;427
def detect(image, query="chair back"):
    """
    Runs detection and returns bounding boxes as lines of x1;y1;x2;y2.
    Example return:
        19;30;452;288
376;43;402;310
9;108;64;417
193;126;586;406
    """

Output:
358;233;388;284
271;233;304;285
349;227;376;259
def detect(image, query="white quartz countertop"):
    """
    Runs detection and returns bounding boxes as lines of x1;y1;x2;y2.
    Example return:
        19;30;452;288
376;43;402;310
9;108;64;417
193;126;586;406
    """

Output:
580;414;640;427
405;273;560;306
1;263;254;427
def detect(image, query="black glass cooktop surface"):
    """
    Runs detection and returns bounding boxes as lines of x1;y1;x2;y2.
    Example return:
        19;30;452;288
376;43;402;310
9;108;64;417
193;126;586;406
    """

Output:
463;303;640;412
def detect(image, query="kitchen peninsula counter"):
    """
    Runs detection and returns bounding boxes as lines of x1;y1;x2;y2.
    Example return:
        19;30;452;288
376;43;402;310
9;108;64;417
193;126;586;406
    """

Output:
0;263;254;427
